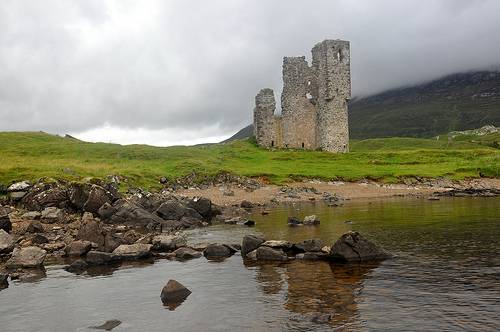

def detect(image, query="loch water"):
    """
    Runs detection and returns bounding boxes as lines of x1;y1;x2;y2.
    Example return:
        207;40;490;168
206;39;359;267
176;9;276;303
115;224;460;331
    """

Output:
0;197;499;331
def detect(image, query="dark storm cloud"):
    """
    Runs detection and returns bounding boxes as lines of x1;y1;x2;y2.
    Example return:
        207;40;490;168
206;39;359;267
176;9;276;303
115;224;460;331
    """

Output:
0;0;499;138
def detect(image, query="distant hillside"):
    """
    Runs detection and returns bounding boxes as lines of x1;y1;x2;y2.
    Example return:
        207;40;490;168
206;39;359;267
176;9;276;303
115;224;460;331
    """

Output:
349;71;500;138
225;71;500;141
223;124;254;143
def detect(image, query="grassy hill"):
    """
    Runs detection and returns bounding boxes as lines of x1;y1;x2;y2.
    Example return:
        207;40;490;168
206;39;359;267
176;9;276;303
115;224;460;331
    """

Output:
0;132;498;190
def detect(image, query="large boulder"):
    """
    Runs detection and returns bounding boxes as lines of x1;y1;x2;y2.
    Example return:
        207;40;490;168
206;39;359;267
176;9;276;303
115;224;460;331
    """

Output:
186;197;212;219
107;201;163;229
28;187;69;210
65;240;92;256
76;214;105;250
0;206;12;233
155;200;186;220
83;185;112;214
329;231;392;262
0;229;15;253
152;234;187;251
241;235;265;257
112;244;152;259
86;251;115;265
6;246;46;268
256;246;288;261
160;279;191;304
7;181;31;202
203;244;233;259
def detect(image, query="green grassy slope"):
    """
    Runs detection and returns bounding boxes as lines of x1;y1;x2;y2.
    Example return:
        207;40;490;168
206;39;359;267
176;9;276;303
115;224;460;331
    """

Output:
0;132;498;190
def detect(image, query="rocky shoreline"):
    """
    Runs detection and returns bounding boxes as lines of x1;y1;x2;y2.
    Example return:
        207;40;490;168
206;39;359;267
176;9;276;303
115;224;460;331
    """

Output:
1;176;498;288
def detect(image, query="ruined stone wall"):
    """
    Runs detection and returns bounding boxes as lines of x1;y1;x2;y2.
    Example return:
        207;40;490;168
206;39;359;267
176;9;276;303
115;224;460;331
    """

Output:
312;40;351;152
281;57;317;149
253;88;277;147
253;39;351;152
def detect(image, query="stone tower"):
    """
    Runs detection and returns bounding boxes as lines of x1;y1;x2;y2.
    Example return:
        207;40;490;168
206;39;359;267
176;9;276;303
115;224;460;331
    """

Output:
312;40;351;152
253;39;351;153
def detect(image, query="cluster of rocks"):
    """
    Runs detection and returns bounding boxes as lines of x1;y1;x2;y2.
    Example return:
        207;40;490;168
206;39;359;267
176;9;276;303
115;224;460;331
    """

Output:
288;215;320;226
434;188;500;198
241;231;391;262
0;180;226;283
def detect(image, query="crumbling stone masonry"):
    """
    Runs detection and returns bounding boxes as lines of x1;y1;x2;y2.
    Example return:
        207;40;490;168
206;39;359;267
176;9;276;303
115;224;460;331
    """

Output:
253;39;351;152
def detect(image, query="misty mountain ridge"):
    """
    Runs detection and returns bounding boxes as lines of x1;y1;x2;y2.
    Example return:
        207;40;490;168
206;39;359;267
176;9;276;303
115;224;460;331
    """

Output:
225;70;500;142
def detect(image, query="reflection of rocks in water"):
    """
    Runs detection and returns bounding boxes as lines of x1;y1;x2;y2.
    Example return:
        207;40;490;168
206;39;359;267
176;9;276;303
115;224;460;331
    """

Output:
85;259;154;277
9;268;47;282
252;260;378;327
251;262;287;295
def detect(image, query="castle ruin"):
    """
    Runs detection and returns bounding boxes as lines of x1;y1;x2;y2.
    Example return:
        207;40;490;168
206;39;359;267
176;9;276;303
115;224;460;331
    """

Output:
253;39;351;152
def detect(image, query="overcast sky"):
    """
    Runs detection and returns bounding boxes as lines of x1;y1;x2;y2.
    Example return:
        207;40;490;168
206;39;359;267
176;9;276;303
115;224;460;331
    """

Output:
1;0;499;146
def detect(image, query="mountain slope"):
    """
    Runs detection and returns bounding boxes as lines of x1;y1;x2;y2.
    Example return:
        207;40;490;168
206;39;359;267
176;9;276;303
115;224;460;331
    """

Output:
349;71;500;138
225;71;500;141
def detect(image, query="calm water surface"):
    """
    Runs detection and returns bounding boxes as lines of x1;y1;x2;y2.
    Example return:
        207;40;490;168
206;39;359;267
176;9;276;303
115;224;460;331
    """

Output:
0;197;499;331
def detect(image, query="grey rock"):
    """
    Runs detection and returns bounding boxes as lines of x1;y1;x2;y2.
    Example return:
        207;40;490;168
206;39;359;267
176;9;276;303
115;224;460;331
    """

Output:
295;252;325;260
0;206;12;233
330;231;392;262
246;249;258;260
0;273;8;289
303;215;320;225
241;235;265;257
83;185;112;214
77;217;105;250
262;240;292;250
187;197;212;218
240;200;254;209
9;191;27;201
256;246;288;261
108;201;163;228
173;247;202;260
287;216;303;226
203;243;233;259
294;239;324;252
69;183;89;210
7;181;31;192
41;207;65;224
112;243;152;259
98;202;115;220
6;246;46;268
160;279;191;304
0;229;15;253
152;234;187;251
91;319;122;331
21;211;42;220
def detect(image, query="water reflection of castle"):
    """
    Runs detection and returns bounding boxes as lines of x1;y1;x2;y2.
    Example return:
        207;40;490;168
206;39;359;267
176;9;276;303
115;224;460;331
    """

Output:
245;260;379;327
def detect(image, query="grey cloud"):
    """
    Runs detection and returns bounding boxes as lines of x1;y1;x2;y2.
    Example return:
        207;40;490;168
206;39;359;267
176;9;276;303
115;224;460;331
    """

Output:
0;0;499;136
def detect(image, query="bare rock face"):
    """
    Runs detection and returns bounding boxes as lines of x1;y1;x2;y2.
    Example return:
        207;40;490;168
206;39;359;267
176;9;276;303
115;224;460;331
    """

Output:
329;231;391;262
241;235;265;257
6;246;47;268
0;229;15;254
160;279;191;304
256;246;288;261
65;240;92;256
107;201;163;229
112;244;152;259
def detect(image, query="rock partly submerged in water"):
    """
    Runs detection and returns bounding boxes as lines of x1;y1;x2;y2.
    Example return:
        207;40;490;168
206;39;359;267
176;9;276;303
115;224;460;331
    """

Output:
160;279;191;307
256;246;289;262
6;246;47;268
329;231;391;262
203;244;234;260
91;319;122;331
241;235;265;257
112;244;152;260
